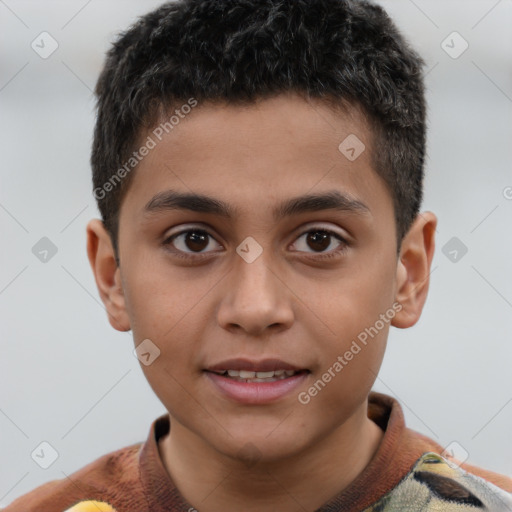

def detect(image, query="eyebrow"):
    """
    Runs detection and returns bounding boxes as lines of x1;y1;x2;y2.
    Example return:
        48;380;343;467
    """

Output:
143;189;371;221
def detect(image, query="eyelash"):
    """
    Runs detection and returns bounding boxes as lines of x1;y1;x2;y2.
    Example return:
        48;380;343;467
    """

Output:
162;226;350;261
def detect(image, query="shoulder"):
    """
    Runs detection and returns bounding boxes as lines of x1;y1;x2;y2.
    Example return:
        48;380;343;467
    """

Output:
2;442;144;512
366;452;512;511
458;458;512;494
402;426;512;493
363;393;512;510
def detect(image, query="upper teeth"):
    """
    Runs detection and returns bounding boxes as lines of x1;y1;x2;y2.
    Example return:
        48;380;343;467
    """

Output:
225;369;295;378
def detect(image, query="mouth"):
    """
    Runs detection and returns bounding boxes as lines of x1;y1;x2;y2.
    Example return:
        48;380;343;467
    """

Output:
206;368;308;383
203;358;310;404
204;357;310;381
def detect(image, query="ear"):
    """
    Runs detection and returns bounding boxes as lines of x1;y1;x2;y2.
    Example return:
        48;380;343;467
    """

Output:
86;219;131;332
391;211;437;329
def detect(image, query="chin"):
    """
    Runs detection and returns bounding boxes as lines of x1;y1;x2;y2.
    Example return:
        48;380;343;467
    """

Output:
211;425;311;465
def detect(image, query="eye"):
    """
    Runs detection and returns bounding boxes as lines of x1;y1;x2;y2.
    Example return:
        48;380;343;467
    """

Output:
162;228;222;258
291;227;349;258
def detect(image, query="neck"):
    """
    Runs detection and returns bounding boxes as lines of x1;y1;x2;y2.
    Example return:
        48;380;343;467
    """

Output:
158;400;384;512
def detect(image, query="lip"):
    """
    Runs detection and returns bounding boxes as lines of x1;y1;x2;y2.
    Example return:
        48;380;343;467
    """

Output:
205;358;304;373
204;371;309;404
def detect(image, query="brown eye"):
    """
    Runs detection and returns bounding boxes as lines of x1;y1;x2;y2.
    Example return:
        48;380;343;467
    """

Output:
163;229;221;255
182;231;209;252
305;231;331;252
292;227;348;257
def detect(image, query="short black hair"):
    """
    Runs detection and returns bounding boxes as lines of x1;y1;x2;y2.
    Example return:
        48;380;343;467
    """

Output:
91;0;427;265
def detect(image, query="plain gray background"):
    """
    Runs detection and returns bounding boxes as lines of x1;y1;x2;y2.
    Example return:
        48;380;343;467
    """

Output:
1;0;511;506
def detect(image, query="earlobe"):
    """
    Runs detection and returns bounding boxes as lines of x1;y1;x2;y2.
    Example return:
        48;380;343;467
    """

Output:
86;219;131;332
391;211;437;329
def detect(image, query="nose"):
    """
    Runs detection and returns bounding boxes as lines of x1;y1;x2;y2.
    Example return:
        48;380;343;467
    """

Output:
216;252;294;337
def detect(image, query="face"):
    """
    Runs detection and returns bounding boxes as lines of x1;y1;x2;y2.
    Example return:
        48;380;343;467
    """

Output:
102;93;404;461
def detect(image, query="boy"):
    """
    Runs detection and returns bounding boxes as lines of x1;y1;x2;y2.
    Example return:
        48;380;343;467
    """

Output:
5;0;512;510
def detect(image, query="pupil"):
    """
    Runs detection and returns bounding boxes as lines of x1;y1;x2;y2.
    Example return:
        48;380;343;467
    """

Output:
186;231;208;252
308;231;330;252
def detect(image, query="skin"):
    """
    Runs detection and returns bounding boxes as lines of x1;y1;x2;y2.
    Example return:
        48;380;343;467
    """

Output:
87;92;437;511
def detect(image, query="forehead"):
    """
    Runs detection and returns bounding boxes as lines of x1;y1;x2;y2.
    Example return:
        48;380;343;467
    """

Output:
153;93;370;161
120;93;392;225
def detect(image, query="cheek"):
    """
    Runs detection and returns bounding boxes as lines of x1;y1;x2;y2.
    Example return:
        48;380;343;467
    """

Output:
300;319;389;424
346;245;397;314
308;260;395;338
122;255;216;339
301;252;395;378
